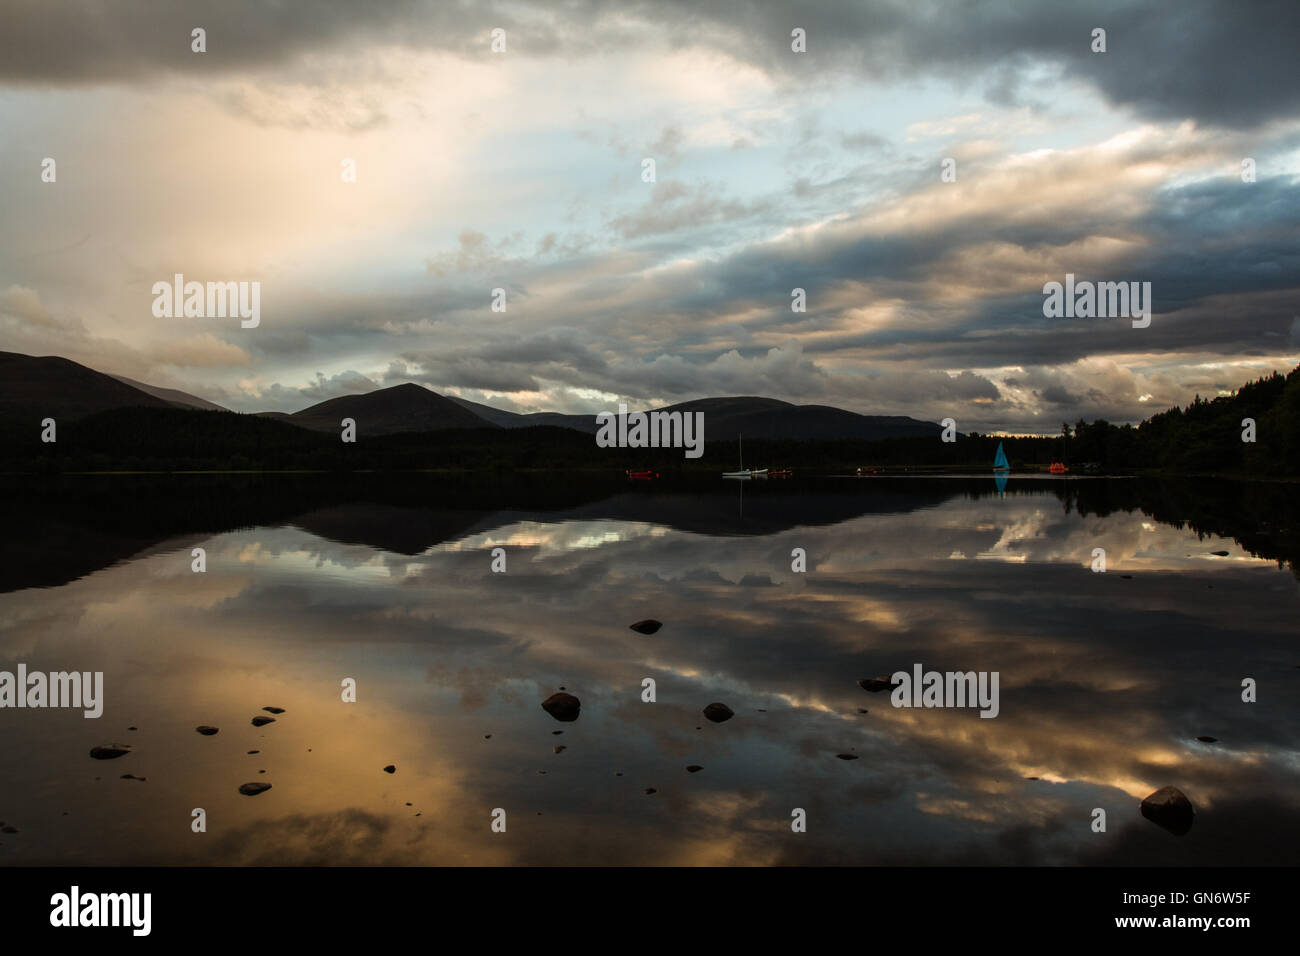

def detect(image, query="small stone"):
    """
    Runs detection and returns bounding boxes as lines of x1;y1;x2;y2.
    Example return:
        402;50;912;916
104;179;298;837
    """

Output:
127;726;137;731
251;716;275;727
703;702;734;723
553;746;566;754
629;619;662;635
238;782;272;796
1;825;18;834
857;676;898;693
383;765;396;774
857;708;869;714
89;745;131;760
262;706;286;714
686;765;703;773
541;692;581;722
196;726;219;736
644;787;657;794
835;753;858;760
1140;786;1195;836
1195;736;1218;743
247;750;259;754
552;730;563;735
1210;550;1229;556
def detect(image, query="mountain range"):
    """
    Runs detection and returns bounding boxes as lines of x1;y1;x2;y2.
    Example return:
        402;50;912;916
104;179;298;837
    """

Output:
0;351;941;440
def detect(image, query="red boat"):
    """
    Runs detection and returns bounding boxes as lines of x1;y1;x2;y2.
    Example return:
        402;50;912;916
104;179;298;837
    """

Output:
1049;462;1068;474
626;470;658;481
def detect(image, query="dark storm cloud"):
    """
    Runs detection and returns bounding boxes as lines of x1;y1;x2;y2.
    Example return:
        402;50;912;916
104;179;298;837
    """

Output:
5;1;1299;129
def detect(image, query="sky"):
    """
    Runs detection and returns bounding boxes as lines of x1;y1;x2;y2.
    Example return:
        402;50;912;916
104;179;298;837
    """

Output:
1;0;1298;433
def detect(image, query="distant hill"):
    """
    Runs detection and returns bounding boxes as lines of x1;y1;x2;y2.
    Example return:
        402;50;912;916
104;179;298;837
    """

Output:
448;394;941;440
650;396;941;441
108;373;228;411
285;382;499;436
0;351;174;420
448;396;594;431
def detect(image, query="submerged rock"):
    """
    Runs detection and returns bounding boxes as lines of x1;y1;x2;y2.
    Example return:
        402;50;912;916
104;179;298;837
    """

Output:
703;702;734;723
89;745;131;760
195;726;219;736
238;782;272;796
857;676;898;693
1140;786;1195;835
251;716;275;727
541;692;581;722
629;619;662;635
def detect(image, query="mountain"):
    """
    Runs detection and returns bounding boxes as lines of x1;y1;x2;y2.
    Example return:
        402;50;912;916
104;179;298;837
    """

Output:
451;393;939;441
0;351;175;420
285;382;499;435
448;396;594;431
651;397;941;441
108;373;228;411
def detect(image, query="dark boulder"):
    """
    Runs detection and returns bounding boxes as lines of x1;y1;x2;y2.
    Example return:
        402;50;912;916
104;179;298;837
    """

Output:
541;692;581;722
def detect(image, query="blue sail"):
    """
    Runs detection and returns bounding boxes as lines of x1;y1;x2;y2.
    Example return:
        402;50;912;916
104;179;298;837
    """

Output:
993;442;1010;471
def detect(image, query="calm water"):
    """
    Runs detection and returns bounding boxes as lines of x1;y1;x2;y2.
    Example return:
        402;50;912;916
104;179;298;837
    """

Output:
2;475;1298;865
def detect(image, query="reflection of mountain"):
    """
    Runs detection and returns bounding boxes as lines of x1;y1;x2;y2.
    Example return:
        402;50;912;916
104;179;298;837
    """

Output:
5;474;1298;592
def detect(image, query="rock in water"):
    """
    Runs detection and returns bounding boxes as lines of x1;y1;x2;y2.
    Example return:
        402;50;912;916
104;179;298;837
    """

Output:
238;782;272;796
1195;736;1218;743
262;706;286;714
703;702;734;723
686;765;703;773
195;726;219;736
1140;786;1195;835
857;676;898;693
1210;550;1229;556
541;692;581;722
89;745;131;760
835;753;859;760
629;619;662;635
251;716;276;727
383;765;396;774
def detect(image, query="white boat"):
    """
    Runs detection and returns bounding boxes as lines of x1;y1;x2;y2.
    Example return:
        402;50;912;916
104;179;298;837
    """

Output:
722;435;767;479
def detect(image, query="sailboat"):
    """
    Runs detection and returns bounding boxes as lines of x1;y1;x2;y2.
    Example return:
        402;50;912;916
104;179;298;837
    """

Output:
993;441;1010;473
722;434;767;479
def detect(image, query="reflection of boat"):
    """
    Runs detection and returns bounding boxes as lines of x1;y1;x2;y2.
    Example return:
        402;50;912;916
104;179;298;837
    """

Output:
722;435;768;479
769;468;792;478
625;469;658;481
1049;462;1067;474
856;467;878;476
993;442;1010;473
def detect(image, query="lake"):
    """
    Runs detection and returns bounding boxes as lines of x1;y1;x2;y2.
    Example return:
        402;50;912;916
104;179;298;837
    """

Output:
1;474;1297;865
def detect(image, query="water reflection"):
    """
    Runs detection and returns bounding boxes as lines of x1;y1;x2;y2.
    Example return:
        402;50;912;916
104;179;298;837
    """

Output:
1;476;1297;865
